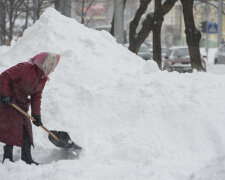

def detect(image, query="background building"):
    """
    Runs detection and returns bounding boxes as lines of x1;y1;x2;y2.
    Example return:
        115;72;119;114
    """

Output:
70;0;224;48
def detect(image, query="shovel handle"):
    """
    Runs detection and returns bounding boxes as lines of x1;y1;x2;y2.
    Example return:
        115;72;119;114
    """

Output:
11;103;59;142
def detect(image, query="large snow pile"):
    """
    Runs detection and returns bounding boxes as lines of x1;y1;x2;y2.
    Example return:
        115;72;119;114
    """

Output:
1;8;225;180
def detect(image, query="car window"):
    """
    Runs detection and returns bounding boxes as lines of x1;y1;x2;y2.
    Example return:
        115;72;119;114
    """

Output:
173;48;189;57
166;49;172;57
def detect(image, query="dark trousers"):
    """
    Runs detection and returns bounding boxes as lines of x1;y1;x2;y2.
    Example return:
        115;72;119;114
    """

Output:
22;126;31;149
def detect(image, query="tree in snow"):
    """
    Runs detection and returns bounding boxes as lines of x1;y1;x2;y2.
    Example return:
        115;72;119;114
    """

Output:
0;0;53;45
109;0;127;36
128;0;205;71
32;0;54;22
128;0;177;69
180;0;204;71
70;0;101;26
0;0;25;45
152;0;164;69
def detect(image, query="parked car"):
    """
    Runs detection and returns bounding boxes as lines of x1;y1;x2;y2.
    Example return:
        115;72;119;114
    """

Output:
137;44;152;60
161;47;168;59
163;47;206;73
124;44;152;60
214;43;225;64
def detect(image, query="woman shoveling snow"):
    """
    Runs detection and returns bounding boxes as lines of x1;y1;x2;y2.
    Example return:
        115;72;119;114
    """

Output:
0;52;60;165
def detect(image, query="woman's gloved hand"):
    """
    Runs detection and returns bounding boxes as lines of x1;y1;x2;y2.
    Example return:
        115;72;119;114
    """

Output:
32;115;43;127
1;96;12;105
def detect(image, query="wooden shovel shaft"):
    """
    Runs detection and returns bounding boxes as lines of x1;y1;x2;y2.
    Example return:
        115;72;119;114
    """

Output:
11;103;59;142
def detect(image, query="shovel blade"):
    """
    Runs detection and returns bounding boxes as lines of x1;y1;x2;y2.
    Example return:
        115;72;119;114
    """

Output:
48;130;82;150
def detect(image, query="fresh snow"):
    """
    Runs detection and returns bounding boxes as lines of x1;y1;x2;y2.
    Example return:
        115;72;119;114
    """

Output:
0;8;225;180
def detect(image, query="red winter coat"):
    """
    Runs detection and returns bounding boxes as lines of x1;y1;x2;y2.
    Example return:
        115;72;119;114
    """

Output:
0;62;47;147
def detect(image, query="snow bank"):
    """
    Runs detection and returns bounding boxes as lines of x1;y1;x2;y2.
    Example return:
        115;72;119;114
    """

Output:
0;8;225;180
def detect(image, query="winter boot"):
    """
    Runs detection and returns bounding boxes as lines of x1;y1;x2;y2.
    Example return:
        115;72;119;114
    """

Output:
21;145;39;165
21;126;39;165
2;145;14;163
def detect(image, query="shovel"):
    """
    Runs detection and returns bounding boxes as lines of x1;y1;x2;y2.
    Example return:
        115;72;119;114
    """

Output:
11;103;82;151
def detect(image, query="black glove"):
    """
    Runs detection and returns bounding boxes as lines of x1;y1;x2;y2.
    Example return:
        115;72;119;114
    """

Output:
32;115;43;127
1;96;12;105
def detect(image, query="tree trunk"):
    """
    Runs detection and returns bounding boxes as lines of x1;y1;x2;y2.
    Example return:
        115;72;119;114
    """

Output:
129;0;152;53
81;0;85;24
8;2;14;45
23;0;29;31
0;1;6;45
110;0;127;37
129;0;177;54
180;0;204;71
55;0;60;10
36;0;41;20
153;0;163;69
110;16;114;36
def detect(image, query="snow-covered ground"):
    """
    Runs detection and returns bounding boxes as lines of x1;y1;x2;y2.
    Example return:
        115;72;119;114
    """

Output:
0;8;225;180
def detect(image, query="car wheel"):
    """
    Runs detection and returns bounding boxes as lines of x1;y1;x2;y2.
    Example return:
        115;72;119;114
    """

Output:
214;59;217;65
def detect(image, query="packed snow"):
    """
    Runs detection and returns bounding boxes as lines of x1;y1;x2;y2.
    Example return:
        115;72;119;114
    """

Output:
0;8;225;180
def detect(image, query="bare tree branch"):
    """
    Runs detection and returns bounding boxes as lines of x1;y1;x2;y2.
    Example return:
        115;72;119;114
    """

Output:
129;0;152;52
129;0;177;54
162;0;178;15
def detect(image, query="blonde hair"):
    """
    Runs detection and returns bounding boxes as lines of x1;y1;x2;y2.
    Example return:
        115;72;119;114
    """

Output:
42;53;58;75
